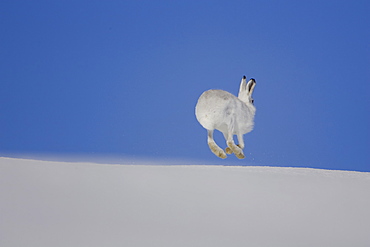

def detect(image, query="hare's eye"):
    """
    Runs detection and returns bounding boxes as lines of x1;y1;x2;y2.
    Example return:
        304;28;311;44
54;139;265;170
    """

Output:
251;99;254;104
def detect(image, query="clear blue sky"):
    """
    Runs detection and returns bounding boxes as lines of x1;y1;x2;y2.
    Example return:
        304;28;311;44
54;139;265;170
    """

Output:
1;0;369;171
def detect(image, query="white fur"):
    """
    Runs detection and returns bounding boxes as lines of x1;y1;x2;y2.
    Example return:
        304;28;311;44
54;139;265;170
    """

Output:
195;76;256;159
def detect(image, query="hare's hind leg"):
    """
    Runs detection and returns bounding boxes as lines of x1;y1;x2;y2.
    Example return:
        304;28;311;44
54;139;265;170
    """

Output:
207;129;227;159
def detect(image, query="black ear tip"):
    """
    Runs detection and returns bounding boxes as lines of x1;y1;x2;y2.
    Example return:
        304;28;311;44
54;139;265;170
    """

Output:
250;78;256;82
243;75;246;79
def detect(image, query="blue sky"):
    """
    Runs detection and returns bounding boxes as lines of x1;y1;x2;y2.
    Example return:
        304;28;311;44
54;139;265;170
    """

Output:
1;0;369;171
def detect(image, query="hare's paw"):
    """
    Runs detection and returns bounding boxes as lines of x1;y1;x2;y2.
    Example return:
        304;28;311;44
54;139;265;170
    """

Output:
225;145;243;155
235;151;245;159
225;147;233;155
227;142;245;159
216;150;227;159
208;142;227;159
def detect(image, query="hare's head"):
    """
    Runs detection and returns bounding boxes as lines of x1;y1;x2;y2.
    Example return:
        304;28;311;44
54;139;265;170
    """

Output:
238;75;256;105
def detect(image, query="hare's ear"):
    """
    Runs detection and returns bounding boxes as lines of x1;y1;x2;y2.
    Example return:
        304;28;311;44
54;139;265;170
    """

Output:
239;75;247;94
246;78;256;96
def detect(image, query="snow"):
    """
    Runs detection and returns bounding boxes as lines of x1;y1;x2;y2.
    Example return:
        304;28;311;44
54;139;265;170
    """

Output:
1;157;369;247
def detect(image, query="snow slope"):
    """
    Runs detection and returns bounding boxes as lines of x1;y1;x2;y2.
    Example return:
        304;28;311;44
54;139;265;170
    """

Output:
1;157;369;247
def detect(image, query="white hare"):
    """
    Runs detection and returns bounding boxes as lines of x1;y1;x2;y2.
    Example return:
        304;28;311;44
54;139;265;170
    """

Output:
195;76;256;159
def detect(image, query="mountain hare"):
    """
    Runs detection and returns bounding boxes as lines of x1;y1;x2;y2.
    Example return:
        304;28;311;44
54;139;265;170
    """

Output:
195;76;256;159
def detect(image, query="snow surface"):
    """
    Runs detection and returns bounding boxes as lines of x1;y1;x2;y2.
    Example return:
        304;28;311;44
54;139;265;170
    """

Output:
1;157;369;247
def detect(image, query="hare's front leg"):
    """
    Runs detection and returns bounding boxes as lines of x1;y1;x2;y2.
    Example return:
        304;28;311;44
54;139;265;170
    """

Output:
237;133;245;150
207;130;227;159
226;133;245;159
225;134;245;156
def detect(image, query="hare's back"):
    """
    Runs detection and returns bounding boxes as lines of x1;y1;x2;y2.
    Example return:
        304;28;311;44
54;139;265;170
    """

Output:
195;90;237;129
198;89;236;103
